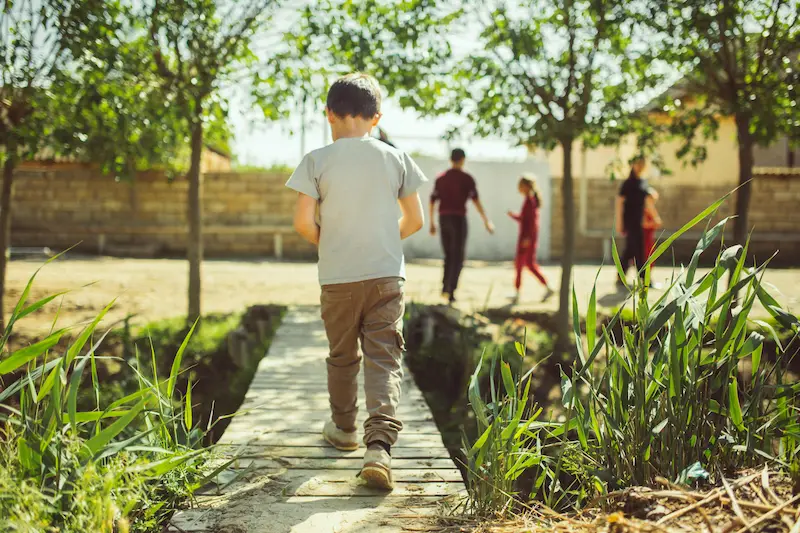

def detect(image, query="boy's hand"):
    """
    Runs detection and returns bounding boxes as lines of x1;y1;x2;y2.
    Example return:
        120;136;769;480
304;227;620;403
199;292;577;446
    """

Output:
485;220;495;235
430;224;437;236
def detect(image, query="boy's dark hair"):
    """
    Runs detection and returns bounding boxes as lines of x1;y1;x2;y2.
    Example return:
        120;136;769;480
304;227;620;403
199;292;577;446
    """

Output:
451;148;466;163
326;73;381;119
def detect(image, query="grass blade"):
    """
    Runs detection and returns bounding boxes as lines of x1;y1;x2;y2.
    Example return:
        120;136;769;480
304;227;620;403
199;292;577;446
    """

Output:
644;194;729;270
65;300;116;367
586;275;598;354
0;331;67;375
729;378;744;431
67;356;89;432
167;320;198;398
184;376;193;430
84;396;148;458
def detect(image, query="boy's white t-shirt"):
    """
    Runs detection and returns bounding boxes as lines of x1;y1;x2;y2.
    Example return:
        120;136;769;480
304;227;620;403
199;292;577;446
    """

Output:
285;136;428;286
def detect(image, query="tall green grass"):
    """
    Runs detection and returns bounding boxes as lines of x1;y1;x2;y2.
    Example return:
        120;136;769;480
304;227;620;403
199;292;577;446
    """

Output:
464;201;800;515
0;263;222;532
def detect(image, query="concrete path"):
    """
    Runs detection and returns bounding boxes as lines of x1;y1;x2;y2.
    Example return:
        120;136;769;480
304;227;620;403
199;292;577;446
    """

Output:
168;307;463;533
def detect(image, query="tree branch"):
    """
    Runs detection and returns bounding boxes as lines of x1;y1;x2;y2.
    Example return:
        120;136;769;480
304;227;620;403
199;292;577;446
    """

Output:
577;0;606;124
717;0;740;100
754;0;784;86
216;0;275;67
148;0;176;81
562;0;577;110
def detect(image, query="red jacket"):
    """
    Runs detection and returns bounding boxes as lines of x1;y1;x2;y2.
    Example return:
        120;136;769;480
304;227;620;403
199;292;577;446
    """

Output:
510;195;540;244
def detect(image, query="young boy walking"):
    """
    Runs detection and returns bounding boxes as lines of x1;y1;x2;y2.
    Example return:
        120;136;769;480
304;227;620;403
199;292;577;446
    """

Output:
286;73;427;490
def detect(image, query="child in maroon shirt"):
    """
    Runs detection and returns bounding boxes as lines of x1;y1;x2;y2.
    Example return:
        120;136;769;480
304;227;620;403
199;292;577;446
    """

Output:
507;175;554;303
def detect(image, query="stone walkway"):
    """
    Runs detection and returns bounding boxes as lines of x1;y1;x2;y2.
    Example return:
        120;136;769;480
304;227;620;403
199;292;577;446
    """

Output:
169;307;463;533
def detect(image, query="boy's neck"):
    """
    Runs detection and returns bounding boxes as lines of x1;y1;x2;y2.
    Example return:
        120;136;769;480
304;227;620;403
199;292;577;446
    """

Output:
332;128;371;141
330;115;376;142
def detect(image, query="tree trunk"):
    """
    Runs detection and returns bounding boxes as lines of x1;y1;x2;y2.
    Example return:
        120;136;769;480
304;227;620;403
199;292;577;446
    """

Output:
733;113;754;248
556;139;575;355
0;152;14;331
187;113;204;324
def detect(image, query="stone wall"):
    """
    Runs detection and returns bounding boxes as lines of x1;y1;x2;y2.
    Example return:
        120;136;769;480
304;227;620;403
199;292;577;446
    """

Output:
9;166;316;259
9;166;800;265
550;174;800;266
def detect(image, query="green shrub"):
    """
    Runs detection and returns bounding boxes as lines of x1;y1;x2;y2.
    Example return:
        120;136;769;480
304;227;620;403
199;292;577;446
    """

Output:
0;263;219;532
464;198;800;515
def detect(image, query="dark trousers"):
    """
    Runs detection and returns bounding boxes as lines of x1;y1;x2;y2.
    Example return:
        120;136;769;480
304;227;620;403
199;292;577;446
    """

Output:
622;229;646;279
439;215;468;295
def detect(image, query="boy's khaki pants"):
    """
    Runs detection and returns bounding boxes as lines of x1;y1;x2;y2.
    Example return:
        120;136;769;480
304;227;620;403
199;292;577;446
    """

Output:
320;277;405;446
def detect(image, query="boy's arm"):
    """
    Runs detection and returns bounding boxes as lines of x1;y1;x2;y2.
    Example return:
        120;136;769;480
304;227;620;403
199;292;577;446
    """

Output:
399;192;425;240
293;193;320;246
471;198;495;234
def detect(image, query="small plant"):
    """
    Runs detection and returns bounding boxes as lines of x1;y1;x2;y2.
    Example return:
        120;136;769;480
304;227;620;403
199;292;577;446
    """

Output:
463;195;800;514
567;205;800;490
462;343;542;517
0;262;222;532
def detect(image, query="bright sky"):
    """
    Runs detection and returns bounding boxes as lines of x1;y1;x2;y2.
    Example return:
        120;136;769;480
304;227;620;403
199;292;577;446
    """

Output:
227;4;532;168
228;98;530;168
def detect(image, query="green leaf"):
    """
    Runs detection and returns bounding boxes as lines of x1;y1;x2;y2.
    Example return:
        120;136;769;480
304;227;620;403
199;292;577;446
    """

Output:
0;331;66;375
167;320;197;398
560;370;574;408
728;378;744;431
645;299;678;339
469;351;489;427
184;376;193;430
675;462;710;485
67;356;89;431
127;449;205;477
17;292;68;323
572;285;586;365
686;218;730;285
500;362;515;400
469;425;492;457
514;341;524;356
644;194;729;270
586;278;597;354
611;236;627;288
66;300;115;367
84;396;148;458
751;344;762;379
36;363;60;403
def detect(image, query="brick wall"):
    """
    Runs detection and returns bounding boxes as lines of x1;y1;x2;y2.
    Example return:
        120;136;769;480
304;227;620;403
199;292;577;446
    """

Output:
9;166;316;259
550;174;800;265
9;166;800;265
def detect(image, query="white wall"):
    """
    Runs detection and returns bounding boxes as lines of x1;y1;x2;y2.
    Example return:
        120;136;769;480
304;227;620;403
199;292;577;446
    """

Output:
404;155;552;262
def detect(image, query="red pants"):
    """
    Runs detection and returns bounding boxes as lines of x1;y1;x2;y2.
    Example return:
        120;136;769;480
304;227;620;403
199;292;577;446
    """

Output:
515;244;547;290
643;229;656;261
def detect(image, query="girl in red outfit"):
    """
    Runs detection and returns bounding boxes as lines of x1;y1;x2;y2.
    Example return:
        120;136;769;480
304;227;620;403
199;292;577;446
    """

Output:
642;187;662;262
508;175;555;304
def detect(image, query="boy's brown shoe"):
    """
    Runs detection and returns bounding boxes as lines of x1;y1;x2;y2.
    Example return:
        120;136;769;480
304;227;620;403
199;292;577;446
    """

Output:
322;420;359;451
359;446;393;490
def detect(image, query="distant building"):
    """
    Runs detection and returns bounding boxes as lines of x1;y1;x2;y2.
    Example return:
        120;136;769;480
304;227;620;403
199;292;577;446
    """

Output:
539;80;797;184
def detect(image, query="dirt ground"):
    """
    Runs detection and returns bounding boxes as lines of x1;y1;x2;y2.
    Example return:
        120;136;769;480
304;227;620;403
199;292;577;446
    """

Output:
6;256;800;337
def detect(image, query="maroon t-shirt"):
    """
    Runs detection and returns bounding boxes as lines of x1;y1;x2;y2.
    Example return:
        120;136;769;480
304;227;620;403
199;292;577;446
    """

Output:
430;169;478;217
